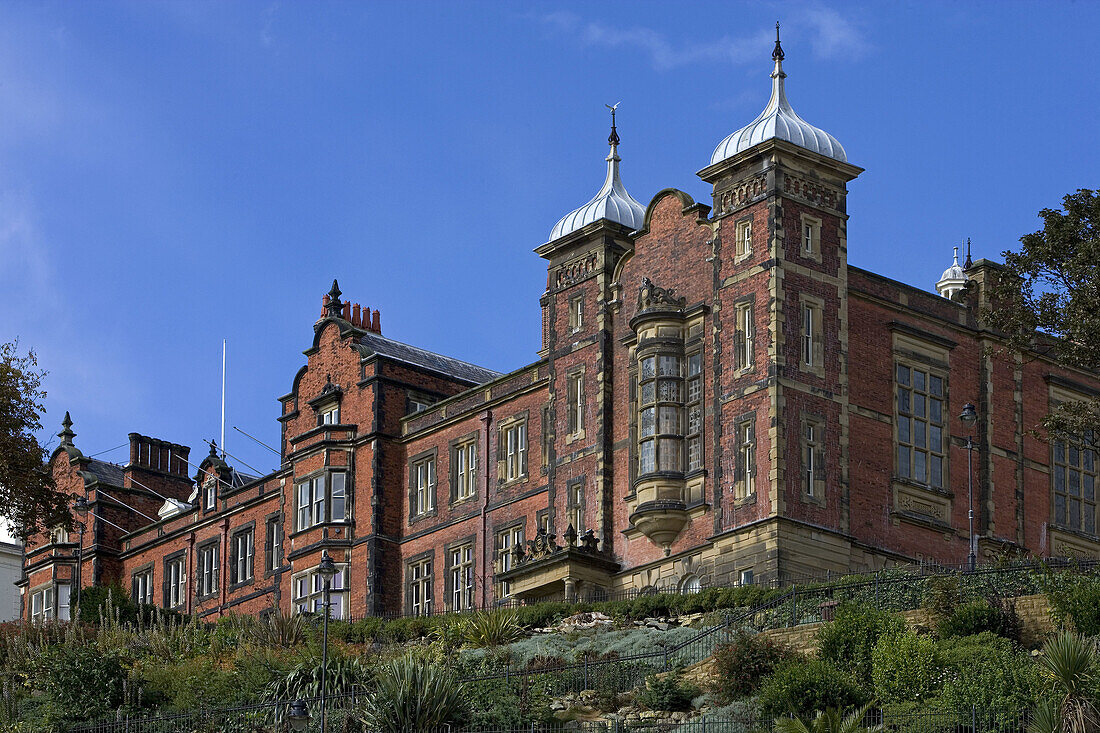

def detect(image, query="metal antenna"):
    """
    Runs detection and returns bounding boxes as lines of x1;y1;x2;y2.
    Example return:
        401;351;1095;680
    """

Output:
201;438;268;478
220;339;226;459
233;426;281;456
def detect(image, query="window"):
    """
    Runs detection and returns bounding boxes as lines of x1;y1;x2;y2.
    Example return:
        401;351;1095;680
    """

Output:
567;482;584;533
295;472;347;530
801;217;820;256
638;354;683;475
204;478;217;512
502;421;528;481
735;302;755;369
448;543;474;611
408;557;433;615
132;570;154;605
408;393;434;414
411;456;436;517
452;440;477;502
679;574;701;593
320;405;340;425
165;556;186;608
293;564;348;619
536;510;551;535
736;218;752;258
736;418;756;498
198;543;219;597
496;526;524;598
802;418;825;499
740;569;754;586
896;364;946;489
56;584;70;621
801;305;814;366
567;371;585;438
230;529;254;585
30;587;54;623
1053;437;1098;535
686;353;703;472
569;295;584;333
49;526;68;545
265;517;283;573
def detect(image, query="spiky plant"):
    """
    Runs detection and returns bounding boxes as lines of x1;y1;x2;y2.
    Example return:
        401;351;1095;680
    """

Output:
355;653;466;732
263;654;372;704
1030;632;1100;733
246;606;306;648
773;703;882;733
461;609;524;648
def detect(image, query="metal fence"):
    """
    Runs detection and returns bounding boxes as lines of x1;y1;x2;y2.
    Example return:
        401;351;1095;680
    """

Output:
68;705;1033;733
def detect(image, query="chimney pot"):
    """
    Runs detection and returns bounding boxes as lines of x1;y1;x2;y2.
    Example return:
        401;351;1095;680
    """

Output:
342;302;351;320
371;310;381;333
352;303;361;327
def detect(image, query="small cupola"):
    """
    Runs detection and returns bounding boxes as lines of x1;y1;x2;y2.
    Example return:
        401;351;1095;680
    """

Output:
548;105;647;242
936;244;970;300
710;23;847;165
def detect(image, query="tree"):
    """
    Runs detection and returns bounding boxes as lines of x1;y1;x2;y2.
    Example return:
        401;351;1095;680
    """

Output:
0;340;68;539
986;189;1100;449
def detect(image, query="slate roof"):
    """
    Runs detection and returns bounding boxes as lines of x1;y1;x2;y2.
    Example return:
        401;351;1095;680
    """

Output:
86;459;124;487
357;332;501;385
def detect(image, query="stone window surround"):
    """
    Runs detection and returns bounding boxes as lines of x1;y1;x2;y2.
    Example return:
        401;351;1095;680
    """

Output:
130;561;155;605
893;359;949;492
800;411;827;506
405;548;435;616
799;212;822;263
1049;381;1099;538
798;294;826;377
408;448;439;523
732;295;756;372
292;468;349;535
733;412;757;504
162;550;187;610
734;214;754;261
449;430;480;505
566;476;586;534
228;521;257;590
498;412;530;486
263;511;283;577
195;537;220;601
444;534;476;612
565;367;586;443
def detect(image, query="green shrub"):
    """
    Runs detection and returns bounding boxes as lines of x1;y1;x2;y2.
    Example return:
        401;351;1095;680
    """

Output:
329;615;383;644
356;653;466;733
512;602;575;629
1045;574;1100;636
936;599;1020;641
816;604;905;685
378;615;434;643
710;630;791;703
757;658;868;719
137;655;246;710
936;633;1038;717
871;629;941;703
40;644;127;723
636;667;699;712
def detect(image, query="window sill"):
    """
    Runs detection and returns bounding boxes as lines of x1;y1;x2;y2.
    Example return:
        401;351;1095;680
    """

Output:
196;592;218;603
498;475;529;489
892;476;953;499
450;494;478;507
732;492;757;507
408;509;439;525
228;577;255;592
289;521;350;540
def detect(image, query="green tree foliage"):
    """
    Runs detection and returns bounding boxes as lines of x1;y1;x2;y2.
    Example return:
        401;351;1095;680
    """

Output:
40;645;127;724
817;604;905;685
1045;575;1100;636
757;659;868;719
636;667;699;712
936;598;1020;641
0;341;68;540
936;633;1039;717
986;189;1100;446
871;629;940;704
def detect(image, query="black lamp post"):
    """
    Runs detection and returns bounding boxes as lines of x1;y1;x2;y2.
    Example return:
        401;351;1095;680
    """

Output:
72;496;90;615
316;551;339;733
287;699;310;731
959;403;978;571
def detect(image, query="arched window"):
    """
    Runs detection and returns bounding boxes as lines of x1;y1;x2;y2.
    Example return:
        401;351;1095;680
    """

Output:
679;574;701;594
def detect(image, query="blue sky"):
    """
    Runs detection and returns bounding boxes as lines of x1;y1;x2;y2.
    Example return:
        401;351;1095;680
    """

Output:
2;1;1098;537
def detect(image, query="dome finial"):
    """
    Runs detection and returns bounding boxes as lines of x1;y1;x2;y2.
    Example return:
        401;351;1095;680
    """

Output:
964;237;973;269
605;102;621;149
773;21;784;62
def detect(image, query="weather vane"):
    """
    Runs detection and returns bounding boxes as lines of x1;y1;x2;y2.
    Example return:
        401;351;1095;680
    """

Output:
606;102;621;146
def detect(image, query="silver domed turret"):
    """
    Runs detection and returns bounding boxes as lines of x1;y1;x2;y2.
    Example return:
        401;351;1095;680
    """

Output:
548;105;647;242
710;23;847;165
936;245;970;299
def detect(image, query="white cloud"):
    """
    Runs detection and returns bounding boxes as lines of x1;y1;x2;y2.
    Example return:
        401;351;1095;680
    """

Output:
260;2;279;47
541;6;867;71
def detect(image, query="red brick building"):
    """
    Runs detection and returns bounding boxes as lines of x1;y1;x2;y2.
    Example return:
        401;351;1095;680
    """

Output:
20;39;1100;621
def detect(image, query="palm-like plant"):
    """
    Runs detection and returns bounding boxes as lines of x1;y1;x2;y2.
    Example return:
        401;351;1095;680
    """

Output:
773;703;882;733
1030;632;1100;733
461;609;525;648
355;653;466;732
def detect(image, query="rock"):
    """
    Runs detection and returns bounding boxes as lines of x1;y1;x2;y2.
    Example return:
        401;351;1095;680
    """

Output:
558;611;615;630
645;619;670;630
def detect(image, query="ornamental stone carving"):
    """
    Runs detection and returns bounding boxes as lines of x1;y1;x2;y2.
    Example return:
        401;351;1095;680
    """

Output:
637;277;686;313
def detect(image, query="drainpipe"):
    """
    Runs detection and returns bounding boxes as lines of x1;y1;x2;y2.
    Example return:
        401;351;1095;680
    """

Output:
480;409;492;610
186;532;196;615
